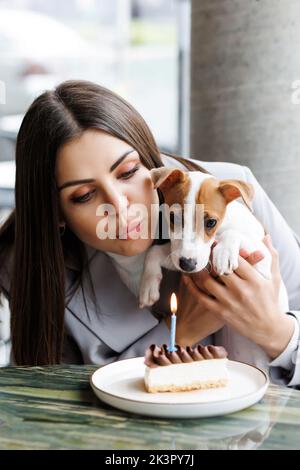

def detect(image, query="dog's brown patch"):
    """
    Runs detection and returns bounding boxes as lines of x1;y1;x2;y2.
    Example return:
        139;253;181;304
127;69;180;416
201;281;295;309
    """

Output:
150;168;191;230
196;179;227;242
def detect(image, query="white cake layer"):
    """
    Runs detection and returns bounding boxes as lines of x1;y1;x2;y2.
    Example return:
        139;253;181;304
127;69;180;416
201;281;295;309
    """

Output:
145;358;228;389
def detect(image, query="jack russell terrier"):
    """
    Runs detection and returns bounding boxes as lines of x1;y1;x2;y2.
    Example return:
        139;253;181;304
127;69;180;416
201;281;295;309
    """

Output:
138;167;289;369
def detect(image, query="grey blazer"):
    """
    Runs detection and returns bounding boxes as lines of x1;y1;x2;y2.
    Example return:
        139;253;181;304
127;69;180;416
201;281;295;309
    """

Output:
1;155;300;387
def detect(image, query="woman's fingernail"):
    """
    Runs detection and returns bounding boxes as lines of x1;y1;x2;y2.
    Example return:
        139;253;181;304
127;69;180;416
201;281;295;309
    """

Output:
240;248;250;258
254;252;264;262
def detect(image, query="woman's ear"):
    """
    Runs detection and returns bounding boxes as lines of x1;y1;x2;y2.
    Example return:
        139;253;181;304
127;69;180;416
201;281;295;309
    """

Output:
218;179;254;211
150;167;186;191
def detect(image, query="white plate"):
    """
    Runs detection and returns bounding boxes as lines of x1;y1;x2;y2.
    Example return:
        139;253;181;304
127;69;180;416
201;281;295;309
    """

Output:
90;357;269;418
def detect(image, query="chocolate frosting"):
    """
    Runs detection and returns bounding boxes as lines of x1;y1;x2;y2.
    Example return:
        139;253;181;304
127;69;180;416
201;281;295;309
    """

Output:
144;344;228;368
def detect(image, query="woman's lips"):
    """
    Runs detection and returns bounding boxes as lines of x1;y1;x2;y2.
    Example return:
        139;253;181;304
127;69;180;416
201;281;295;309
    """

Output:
117;221;142;240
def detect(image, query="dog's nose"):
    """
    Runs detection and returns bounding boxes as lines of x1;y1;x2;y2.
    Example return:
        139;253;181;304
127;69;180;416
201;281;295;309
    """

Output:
179;257;197;272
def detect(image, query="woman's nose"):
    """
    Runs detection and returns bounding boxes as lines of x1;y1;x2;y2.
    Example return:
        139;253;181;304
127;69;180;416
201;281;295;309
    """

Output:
104;188;129;223
115;194;129;219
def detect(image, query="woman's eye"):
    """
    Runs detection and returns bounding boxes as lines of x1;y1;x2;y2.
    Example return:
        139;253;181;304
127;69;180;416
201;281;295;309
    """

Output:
205;218;217;229
72;190;96;204
118;164;140;180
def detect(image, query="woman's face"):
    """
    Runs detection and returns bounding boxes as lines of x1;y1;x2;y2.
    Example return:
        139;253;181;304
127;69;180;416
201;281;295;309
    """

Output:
56;129;159;256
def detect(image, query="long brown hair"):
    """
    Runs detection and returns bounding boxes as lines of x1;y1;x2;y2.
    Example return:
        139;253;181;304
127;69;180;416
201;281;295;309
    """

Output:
0;80;207;365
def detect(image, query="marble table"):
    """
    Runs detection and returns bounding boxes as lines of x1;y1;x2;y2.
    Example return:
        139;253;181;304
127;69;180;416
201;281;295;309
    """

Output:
0;365;299;450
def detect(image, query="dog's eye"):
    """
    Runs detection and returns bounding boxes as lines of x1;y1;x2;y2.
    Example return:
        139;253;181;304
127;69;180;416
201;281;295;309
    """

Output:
205;218;217;229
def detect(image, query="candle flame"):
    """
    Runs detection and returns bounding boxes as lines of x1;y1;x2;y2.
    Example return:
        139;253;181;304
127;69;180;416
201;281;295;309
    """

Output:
170;292;177;314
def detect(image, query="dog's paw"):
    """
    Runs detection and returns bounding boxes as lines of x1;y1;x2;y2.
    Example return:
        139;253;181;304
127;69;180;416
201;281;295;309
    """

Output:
212;243;239;276
139;273;162;308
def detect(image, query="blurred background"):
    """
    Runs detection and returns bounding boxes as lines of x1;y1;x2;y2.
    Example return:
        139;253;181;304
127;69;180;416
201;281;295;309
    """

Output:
0;0;190;153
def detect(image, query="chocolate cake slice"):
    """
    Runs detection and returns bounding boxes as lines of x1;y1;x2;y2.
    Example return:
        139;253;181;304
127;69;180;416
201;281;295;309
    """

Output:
144;344;228;393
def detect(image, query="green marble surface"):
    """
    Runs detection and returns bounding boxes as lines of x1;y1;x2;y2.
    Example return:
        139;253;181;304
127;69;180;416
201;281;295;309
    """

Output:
0;365;299;450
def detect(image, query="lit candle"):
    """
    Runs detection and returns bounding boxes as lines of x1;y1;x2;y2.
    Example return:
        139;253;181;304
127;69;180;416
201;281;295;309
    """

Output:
168;292;178;352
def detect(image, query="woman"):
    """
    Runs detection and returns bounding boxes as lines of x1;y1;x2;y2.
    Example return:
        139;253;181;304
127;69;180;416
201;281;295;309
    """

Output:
0;80;299;387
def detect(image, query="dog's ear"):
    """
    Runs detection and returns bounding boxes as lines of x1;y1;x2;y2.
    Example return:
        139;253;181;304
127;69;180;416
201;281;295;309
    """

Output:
150;167;186;191
218;179;254;211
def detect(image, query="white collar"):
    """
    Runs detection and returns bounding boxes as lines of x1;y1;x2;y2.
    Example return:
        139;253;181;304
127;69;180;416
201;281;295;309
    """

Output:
105;249;146;274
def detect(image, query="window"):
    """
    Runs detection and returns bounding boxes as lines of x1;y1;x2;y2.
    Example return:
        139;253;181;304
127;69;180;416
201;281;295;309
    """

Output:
0;0;191;153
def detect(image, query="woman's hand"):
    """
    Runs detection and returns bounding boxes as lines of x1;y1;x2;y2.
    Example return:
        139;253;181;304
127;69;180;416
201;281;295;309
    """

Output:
171;241;268;347
181;235;295;360
171;272;225;347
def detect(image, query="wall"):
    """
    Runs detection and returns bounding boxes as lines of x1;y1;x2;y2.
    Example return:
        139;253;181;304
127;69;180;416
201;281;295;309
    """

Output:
190;0;300;235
